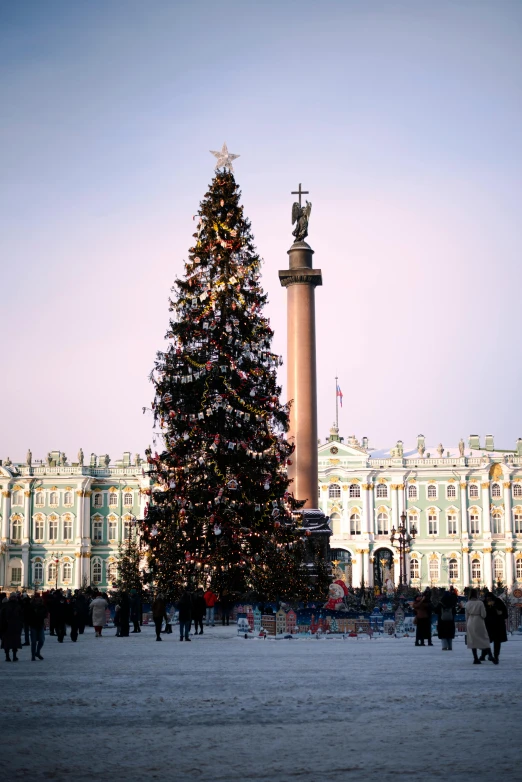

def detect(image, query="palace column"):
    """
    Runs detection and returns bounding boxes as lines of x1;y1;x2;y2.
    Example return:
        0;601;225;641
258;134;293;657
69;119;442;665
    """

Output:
481;480;491;534
505;547;514;587
22;488;31;588
363;483;374;536
397;484;405;524
462;548;470;588
460;483;468;534
483;549;493;589
391;484;399;532
1;489;10;539
504;481;513;534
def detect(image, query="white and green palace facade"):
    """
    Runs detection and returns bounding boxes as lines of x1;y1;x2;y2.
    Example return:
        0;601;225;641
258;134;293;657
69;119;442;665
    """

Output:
320;429;522;591
0;451;151;591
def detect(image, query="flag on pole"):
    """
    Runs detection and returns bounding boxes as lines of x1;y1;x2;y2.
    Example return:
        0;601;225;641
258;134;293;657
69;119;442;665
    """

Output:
336;383;343;407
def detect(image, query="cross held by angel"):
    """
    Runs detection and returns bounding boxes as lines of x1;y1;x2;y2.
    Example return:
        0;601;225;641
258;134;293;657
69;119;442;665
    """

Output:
291;183;312;243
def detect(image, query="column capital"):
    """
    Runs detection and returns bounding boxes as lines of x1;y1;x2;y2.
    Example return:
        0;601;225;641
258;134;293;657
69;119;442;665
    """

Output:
503;482;512;488
460;483;467;490
278;269;322;288
481;482;490;489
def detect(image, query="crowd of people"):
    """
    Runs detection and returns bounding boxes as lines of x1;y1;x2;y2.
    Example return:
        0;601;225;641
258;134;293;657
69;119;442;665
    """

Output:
412;586;509;664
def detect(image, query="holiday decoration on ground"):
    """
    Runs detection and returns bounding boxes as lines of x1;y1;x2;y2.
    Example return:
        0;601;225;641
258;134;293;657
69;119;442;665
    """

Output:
140;151;313;600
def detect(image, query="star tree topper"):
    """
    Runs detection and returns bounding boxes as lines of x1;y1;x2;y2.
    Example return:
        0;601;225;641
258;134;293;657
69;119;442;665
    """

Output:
210;142;240;172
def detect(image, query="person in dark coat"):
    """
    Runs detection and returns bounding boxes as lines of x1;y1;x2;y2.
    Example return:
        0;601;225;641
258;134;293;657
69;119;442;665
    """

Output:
29;593;47;661
220;590;233;626
177;590;192;641
483;593;508;664
192;588;206;635
129;589;142;633
48;591;58;635
21;593;32;646
74;591;88;634
436;590;457;650
118;592;130;637
1;593;23;661
66;596;79;642
413;589;434;646
152;594;168;641
54;591;67;642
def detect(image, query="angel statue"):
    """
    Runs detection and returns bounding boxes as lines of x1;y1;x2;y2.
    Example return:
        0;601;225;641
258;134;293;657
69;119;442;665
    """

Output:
292;200;312;243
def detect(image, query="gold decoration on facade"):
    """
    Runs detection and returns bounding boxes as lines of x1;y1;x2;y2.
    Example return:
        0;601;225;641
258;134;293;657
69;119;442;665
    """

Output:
483;547;493;553
328;458;340;466
470;553;481;560
85;491;92;497
503;482;512;488
469;478;478;483
75;552;81;558
489;463;503;481
24;491;30;497
328;476;340;483
11;513;22;522
513;551;522;558
459;483;467;489
108;486;118;493
448;478;455;483
462;547;470;553
12;484;23;491
408;478;416;483
76;490;84;497
362;484;373;490
2;490;11;498
378;478;388;483
123;486;134;493
481;483;490;489
429;553;439;560
342;485;349;490
321;485;328;491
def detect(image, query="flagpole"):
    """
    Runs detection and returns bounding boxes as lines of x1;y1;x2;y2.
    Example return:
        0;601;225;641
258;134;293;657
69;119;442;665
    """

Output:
335;375;339;429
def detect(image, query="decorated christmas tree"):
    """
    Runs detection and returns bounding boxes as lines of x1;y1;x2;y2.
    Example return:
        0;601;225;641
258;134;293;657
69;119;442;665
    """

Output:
140;146;312;601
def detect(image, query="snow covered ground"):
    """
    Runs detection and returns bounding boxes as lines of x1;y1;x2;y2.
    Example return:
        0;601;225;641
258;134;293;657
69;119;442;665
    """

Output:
3;625;522;781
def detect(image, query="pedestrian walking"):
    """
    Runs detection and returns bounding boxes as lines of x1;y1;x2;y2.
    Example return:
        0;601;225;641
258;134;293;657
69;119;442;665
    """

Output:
465;589;491;664
413;588;434;646
90;593;108;637
436;589;457;651
204;588;217;627
54;591;67;643
1;592;23;662
220;590;232;626
75;591;88;634
21;592;32;646
192;588;206;635
178;590;192;641
130;589;142;633
29;593;47;661
483;592;508;664
152;594;167;641
66;595;80;642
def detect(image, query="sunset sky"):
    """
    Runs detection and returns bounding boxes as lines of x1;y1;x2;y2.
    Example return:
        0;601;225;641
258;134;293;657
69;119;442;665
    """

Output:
1;0;521;461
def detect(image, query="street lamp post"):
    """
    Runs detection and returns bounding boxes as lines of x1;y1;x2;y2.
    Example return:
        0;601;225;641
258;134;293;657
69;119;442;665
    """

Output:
390;512;416;589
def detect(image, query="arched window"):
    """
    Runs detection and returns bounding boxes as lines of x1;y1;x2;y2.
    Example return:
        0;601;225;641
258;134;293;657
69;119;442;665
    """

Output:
94;493;103;507
515;512;522;534
49;492;58;505
469;484;479;498
48;562;57;583
107;562;118;584
428;514;438;535
377;512;389;534
92;519;103;542
470;513;480;535
514;484;522;498
492;513;503;534
109;493;118;507
446;484;456;498
35;491;44;506
123;492;133;506
11;518;22;543
34;561;43;584
408;513;418;533
92;559;102;584
427;484;437;499
64;492;73;506
448;558;458;580
447;514;457;535
329;512;341;535
408;484;417;499
376;484;388;498
350;513;361;535
429;558;439;582
34;516;44;541
471;559;481;582
349;484;360;498
328;484;341;499
516;558;522;581
108;517;118;540
12;491;23;506
48;517;58;541
123;518;133;539
491;483;501;498
63;561;72;581
493;558;504;583
410;558;420;580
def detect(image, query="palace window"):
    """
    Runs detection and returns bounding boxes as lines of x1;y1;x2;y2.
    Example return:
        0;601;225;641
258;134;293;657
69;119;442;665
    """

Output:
64;491;73;506
349;484;360;498
410;558;420;580
513;484;522;498
427;484;437;499
447;514;457;535
34;561;43;584
350;513;361;535
448;558;459;580
48;562;57;583
49;492;58;505
107;562;118;584
492;513;503;534
12;491;23;506
469;484;479;498
328;484;341;499
92;560;102;584
408;484;417;500
429;559;439;582
109;493;118;507
471;559;481;582
123;492;133;506
446;484;456;499
516;559;522;581
48;518;58;541
493;558;504;583
123;519;132;539
35;491;44;506
63;516;73;540
377;512;389;535
408;514;418;533
108;518;118;540
11;566;22;586
92;520;103;542
491;483;501;498
515;513;522;534
329;512;341;535
63;561;72;581
34;517;44;541
470;514;480;535
11;519;22;543
376;484;388;498
94;493;102;507
428;514;438;535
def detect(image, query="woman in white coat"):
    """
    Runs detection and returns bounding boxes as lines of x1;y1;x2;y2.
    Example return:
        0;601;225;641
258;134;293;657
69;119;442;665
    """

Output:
90;594;108;638
465;589;491;664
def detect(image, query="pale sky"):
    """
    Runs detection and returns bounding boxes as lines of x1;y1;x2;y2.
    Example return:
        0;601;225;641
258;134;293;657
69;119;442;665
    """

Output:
1;0;521;462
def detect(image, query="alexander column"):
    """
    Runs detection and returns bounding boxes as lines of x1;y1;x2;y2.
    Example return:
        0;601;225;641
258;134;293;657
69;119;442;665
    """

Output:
279;185;330;561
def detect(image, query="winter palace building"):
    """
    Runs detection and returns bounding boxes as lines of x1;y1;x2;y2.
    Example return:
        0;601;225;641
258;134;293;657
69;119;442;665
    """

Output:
3;432;522;592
